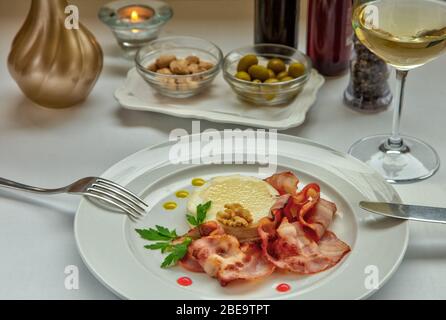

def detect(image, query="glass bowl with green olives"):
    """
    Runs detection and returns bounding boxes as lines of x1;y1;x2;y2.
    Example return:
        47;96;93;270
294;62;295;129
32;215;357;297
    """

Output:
223;44;312;105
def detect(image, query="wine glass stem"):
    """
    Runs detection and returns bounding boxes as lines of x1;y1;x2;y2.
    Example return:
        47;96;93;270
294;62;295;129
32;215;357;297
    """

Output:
388;69;409;150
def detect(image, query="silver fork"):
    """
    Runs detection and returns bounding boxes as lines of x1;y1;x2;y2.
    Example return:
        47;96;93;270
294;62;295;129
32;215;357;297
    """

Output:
0;177;148;219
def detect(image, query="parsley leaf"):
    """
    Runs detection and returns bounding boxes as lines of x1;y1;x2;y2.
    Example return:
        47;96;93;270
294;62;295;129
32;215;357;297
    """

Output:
161;238;192;268
135;226;177;241
154;225;178;239
186;214;198;226
144;242;172;253
137;202;211;269
197;201;212;225
142;236;192;268
187;201;212;227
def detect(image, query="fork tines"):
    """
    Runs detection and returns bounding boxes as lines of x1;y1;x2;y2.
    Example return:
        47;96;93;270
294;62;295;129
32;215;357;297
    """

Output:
87;178;148;219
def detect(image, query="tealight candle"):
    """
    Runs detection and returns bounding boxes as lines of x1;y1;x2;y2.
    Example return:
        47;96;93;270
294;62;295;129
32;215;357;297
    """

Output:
99;0;173;57
117;5;154;23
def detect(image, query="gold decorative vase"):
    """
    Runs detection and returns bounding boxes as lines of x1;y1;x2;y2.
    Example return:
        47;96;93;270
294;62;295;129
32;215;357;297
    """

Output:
8;0;103;109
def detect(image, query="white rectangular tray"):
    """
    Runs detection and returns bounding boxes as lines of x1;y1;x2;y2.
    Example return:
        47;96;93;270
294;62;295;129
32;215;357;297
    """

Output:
115;68;324;130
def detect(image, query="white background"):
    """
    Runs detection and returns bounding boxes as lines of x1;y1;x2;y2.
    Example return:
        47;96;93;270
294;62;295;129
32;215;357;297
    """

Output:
0;0;445;299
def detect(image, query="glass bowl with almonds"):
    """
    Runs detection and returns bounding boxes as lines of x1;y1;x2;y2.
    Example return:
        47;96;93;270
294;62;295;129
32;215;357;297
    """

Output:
135;36;223;98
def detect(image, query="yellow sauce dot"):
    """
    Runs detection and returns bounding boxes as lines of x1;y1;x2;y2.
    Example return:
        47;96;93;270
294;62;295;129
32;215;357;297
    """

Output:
163;202;178;210
176;190;190;199
192;178;206;187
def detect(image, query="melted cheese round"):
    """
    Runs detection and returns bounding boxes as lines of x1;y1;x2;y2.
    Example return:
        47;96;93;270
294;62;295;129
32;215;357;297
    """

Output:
187;175;279;225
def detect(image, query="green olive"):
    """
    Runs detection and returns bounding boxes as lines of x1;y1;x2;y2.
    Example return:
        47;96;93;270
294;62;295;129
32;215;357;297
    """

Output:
262;87;277;101
267;69;276;79
248;65;270;82
277;71;289;80
288;62;306;78
252;79;262;84
280;76;294;82
262;79;279;101
264;94;276;101
267;58;286;74
237;54;259;72
235;71;251;81
264;78;279;84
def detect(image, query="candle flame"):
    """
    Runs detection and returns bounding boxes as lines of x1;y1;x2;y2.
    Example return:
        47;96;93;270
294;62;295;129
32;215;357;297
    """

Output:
130;10;140;22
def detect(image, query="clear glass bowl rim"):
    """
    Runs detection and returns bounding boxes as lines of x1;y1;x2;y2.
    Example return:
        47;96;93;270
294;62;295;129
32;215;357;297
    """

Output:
135;36;224;79
223;43;313;88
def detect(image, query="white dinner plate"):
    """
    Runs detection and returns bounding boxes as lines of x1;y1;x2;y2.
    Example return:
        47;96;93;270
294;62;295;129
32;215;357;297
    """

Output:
114;68;325;130
75;134;408;300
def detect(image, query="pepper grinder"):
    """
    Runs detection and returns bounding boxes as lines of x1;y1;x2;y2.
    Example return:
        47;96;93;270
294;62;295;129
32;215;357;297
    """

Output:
344;35;393;113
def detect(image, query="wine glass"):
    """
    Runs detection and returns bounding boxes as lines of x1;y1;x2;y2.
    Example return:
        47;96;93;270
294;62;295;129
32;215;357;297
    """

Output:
349;0;446;183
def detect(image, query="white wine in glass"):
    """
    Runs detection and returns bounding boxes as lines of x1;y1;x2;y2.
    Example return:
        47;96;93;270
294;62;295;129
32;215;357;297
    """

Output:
349;0;446;183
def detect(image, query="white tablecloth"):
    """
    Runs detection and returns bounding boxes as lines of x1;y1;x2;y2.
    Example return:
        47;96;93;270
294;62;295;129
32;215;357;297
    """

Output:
0;0;445;300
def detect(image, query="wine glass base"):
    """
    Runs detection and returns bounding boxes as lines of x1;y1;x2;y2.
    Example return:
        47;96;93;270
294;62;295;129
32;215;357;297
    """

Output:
349;134;440;184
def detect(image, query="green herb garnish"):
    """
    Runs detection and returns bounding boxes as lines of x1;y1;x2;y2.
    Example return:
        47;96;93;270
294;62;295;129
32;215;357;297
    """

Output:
135;201;212;268
160;238;192;268
135;225;178;241
136;225;190;268
186;201;212;227
144;242;173;253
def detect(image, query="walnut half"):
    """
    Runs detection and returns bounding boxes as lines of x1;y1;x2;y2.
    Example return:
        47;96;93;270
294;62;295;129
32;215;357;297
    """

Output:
217;203;253;228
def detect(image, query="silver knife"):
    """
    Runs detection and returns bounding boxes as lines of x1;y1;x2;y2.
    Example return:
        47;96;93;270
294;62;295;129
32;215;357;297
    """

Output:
359;201;446;224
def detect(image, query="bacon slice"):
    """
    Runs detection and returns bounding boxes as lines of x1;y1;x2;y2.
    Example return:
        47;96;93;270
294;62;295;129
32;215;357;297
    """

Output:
318;231;351;263
258;218;350;274
218;242;276;286
180;172;349;283
179;252;204;273
271;194;291;212
265;172;299;195
184;221;225;240
300;198;337;241
187;234;275;286
179;221;225;273
270;194;290;223
283;183;320;222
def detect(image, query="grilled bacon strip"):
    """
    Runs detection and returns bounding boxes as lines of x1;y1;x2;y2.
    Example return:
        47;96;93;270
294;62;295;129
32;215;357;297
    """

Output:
258;218;350;274
179;221;225;273
186;234;275;286
265;171;299;195
177;172;350;286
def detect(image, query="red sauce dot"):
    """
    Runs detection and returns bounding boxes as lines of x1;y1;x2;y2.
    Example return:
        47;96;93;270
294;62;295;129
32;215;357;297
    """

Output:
276;283;291;293
177;277;193;287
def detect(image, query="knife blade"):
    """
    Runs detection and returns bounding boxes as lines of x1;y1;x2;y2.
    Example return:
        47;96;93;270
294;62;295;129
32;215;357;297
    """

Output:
359;201;446;224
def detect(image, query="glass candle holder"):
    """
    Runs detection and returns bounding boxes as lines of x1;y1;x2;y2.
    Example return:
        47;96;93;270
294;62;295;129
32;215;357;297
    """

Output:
99;0;173;57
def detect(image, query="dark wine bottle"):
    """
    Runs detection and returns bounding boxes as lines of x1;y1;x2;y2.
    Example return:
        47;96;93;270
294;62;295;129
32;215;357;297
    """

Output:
255;0;300;48
307;0;353;76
